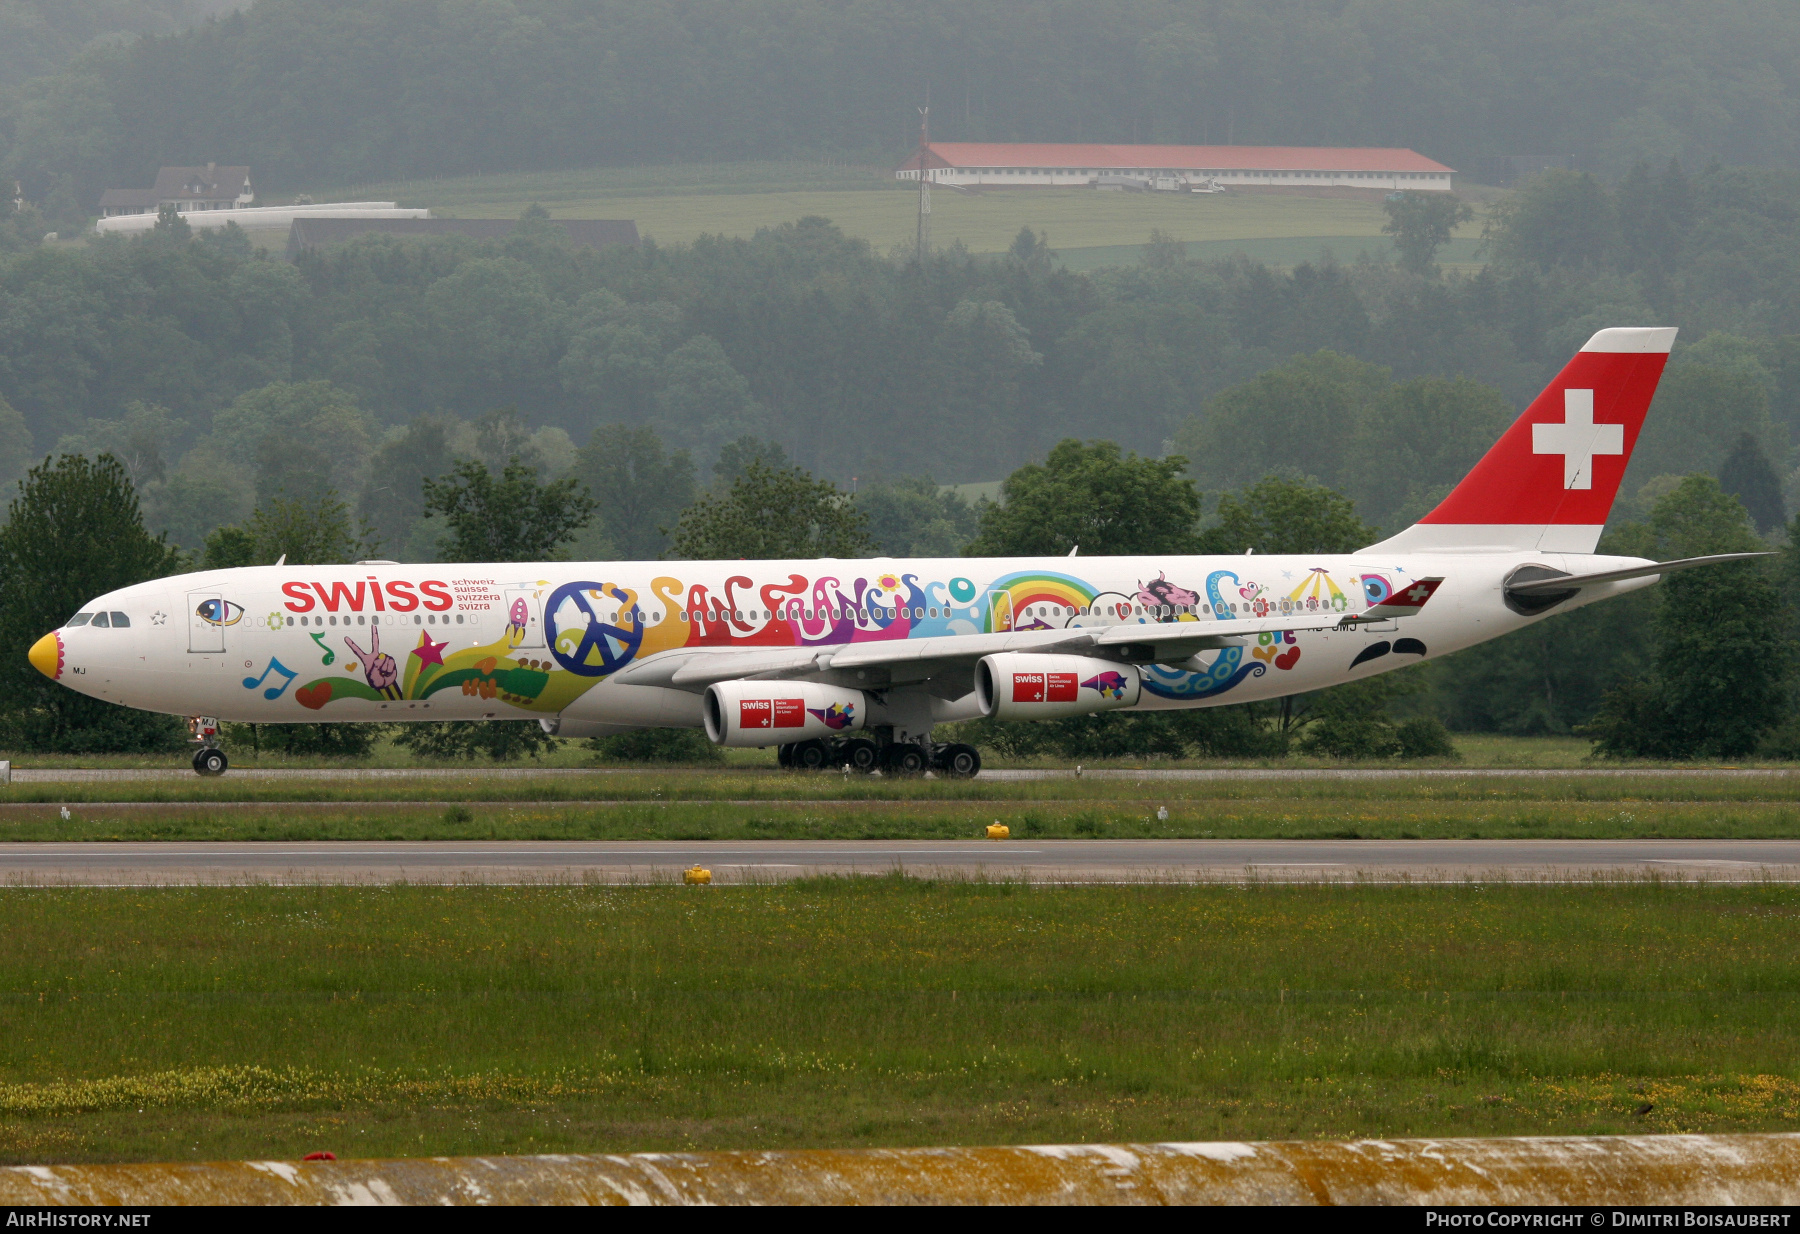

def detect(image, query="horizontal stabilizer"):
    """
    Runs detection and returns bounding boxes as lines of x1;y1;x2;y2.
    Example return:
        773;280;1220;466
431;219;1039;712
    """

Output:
1505;552;1772;596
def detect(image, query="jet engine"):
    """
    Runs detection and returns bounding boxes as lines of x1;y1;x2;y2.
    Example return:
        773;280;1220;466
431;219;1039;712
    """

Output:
703;680;867;747
975;653;1141;720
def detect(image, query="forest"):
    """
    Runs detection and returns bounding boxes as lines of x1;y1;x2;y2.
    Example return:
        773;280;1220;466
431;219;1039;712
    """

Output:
6;0;1800;215
2;0;1799;750
0;165;1797;535
0;164;1795;746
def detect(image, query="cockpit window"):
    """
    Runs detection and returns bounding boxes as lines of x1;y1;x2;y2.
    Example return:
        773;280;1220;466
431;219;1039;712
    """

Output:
66;613;92;627
90;612;110;628
110;612;130;628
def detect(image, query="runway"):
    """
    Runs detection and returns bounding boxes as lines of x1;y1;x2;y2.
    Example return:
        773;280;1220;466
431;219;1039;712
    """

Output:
4;838;1800;884
5;766;1796;783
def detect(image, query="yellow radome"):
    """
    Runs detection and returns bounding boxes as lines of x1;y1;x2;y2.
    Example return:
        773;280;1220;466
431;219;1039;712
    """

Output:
28;631;61;680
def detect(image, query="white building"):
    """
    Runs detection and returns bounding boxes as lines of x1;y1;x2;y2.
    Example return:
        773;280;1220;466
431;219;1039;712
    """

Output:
896;142;1454;193
99;164;255;217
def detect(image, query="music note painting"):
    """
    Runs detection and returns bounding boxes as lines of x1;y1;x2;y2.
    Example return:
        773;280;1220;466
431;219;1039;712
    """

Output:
241;658;297;701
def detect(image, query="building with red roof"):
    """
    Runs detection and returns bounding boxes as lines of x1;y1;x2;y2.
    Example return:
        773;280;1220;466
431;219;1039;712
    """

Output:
896;143;1454;195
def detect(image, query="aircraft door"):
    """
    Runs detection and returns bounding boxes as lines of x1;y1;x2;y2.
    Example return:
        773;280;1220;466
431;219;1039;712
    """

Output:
187;591;225;653
985;590;1014;634
503;588;545;649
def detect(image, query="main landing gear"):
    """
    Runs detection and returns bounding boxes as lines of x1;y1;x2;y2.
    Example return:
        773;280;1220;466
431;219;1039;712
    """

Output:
777;737;981;778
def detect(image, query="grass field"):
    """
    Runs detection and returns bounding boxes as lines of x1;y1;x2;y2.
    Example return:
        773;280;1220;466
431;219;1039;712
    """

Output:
307;160;1486;263
0;733;1689;773
1;879;1797;1163
1;767;1798;841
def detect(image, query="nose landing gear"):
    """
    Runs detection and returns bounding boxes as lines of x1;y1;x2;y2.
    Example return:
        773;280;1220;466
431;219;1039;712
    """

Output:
188;717;227;777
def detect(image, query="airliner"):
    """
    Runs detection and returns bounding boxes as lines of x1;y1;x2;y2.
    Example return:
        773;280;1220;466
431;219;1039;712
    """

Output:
29;327;1757;776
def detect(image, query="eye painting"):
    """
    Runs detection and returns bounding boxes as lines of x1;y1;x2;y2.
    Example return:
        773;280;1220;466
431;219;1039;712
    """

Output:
195;599;245;626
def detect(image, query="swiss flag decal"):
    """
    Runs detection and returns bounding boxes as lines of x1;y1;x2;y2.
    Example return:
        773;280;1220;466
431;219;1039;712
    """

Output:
1421;347;1669;527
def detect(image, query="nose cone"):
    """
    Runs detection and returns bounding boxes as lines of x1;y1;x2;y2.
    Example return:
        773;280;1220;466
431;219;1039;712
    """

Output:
28;631;63;681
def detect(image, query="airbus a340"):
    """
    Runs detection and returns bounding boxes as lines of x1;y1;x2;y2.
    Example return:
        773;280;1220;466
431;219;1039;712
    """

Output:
29;327;1757;776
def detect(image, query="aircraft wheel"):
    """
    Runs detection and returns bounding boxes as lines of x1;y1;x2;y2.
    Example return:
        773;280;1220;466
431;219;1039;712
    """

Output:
777;742;794;769
940;744;981;778
791;740;831;770
192;747;228;777
885;744;928;776
842;739;880;773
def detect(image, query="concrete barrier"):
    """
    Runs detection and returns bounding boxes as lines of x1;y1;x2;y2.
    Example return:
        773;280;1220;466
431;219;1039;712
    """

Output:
2;1133;1798;1205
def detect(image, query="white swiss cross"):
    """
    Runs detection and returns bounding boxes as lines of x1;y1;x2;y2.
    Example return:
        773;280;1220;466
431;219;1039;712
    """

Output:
1405;584;1430;602
1532;389;1623;490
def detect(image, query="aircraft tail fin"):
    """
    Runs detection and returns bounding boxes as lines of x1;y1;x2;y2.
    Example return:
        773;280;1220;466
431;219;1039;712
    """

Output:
1358;327;1677;555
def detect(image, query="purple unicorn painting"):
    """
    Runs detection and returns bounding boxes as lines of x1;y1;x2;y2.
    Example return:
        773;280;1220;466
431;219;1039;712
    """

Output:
1136;572;1200;619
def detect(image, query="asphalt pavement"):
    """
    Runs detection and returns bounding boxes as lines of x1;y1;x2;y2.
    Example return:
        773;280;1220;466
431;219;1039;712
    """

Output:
7;767;1797;782
1;838;1798;884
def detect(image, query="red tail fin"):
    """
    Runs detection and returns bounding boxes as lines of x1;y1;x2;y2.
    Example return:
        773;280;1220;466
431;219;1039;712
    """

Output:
1360;327;1676;554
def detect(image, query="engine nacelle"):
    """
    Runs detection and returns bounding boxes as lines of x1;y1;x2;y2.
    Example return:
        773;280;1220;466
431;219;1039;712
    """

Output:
975;654;1141;720
703;680;867;747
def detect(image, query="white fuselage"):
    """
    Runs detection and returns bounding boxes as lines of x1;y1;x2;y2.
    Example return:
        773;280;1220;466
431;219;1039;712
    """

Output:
45;551;1655;735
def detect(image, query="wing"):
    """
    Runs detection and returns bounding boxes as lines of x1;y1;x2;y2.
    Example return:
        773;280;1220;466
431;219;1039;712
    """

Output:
611;579;1444;693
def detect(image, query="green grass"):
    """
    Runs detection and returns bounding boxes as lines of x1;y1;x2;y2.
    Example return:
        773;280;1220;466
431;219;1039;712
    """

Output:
0;759;1798;839
3;879;1799;1162
0;731;1739;772
292;160;1488;259
11;791;1800;842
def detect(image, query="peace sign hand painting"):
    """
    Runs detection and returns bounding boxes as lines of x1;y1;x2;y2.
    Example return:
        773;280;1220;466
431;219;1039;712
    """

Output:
345;626;402;699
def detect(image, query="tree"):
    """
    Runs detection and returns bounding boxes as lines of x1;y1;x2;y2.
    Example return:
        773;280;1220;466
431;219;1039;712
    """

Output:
855;476;978;557
1007;226;1053;271
668;461;871;559
422;457;597;561
1141;228;1188;269
1716;432;1786;533
1199;475;1376;555
1382;191;1473;275
572;424;697;560
654;335;767;461
964;439;1201;557
711;436;787;487
210;381;373;508
1346;377;1515;533
393;720;558;761
1486;170;1618;270
200;524;258;569
361;417;454;553
932;300;1044;482
245;492;367;565
1633;364;1779;484
0;454;184;751
1579;476;1786;758
559;292;685;425
588;728;722;763
204;490;368;567
0;396;35;490
1173;352;1389;497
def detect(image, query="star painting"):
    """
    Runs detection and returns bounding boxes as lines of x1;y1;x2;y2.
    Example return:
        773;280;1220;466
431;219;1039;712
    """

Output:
412;631;448;667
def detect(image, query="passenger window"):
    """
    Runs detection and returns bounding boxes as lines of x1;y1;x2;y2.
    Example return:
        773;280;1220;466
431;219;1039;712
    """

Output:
66;613;92;627
90;612;110;628
110;612;130;627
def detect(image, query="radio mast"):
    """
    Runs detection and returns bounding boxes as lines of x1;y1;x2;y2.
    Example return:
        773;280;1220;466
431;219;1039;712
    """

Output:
914;90;931;264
